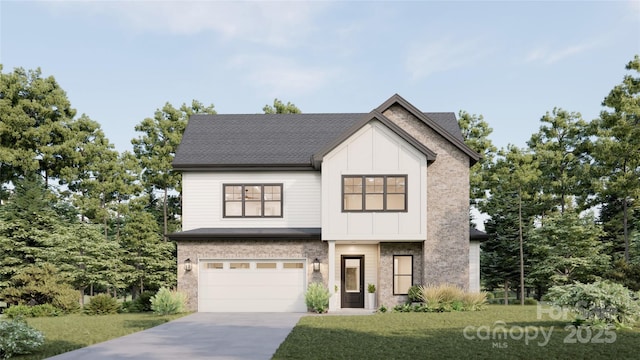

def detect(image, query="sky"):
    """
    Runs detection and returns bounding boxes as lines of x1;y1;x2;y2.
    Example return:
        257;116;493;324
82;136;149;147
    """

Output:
1;0;639;155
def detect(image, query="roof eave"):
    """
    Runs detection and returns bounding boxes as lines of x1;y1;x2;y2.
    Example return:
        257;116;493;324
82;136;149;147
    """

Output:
376;94;481;166
312;110;437;170
168;227;322;241
172;163;317;172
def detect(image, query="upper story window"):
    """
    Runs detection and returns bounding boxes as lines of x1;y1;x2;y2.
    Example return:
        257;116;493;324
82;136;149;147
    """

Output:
342;175;407;212
223;184;283;218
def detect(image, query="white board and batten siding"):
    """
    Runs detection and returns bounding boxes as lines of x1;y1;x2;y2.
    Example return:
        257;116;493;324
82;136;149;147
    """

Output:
182;171;321;230
322;121;428;241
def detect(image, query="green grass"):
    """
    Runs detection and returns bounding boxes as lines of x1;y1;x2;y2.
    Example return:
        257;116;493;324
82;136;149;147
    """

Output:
7;312;187;360
273;305;640;360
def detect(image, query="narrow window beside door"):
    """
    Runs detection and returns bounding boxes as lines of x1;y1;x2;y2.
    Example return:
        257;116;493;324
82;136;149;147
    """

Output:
393;255;413;295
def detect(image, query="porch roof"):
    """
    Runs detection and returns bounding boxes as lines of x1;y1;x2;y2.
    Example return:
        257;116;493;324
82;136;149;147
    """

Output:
168;227;322;241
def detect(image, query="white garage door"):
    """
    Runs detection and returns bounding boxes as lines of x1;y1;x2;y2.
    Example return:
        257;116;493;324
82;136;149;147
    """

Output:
198;259;307;312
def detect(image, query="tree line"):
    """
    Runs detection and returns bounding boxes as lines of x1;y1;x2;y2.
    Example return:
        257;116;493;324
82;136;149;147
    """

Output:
0;62;299;303
460;55;640;303
0;56;637;306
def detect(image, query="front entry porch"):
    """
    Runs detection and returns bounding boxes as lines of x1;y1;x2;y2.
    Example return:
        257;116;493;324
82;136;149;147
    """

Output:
327;241;423;311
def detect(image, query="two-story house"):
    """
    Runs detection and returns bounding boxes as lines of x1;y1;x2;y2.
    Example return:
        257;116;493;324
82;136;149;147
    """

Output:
169;94;481;312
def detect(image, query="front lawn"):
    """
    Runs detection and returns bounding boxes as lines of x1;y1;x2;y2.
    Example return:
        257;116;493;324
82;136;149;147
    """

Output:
8;313;186;359
273;305;640;359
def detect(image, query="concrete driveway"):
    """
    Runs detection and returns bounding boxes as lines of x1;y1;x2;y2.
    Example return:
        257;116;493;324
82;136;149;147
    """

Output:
47;312;305;360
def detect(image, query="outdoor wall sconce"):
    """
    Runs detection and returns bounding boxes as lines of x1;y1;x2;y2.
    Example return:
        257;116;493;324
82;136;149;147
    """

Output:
184;258;192;272
313;258;320;272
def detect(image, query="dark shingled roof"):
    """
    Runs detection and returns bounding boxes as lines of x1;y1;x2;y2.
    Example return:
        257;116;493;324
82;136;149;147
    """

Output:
168;227;322;241
173;113;365;169
423;113;465;142
470;227;489;241
173;94;474;170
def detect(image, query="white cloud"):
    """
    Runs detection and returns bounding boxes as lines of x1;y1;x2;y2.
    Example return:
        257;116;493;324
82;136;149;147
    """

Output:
44;1;329;47
228;54;338;96
630;0;640;15
525;41;598;65
405;37;488;80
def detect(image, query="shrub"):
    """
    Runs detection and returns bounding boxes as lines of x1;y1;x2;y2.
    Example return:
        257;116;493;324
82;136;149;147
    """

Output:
5;304;61;318
121;291;156;313
120;301;135;313
135;291;155;312
544;280;640;328
524;298;538;305
84;294;120;315
485;292;495;299
377;304;387;313
305;282;330;313
393;303;412;312
0;319;45;359
4;305;32;319
450;300;465;311
0;264;80;314
31;304;61;317
407;285;422;303
150;288;187;315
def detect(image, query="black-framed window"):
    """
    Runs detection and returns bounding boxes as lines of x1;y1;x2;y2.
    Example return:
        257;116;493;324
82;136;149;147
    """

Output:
223;184;283;217
393;255;413;295
342;175;407;212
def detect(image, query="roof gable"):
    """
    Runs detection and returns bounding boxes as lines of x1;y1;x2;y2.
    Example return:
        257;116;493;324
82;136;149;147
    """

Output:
311;110;437;169
377;94;481;165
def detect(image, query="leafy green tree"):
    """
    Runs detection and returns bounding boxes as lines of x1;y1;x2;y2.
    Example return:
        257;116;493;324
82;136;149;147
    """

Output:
0;66;80;187
527;108;592;213
529;210;609;285
458;111;496;224
263;98;301;114
591;55;640;262
132;100;215;238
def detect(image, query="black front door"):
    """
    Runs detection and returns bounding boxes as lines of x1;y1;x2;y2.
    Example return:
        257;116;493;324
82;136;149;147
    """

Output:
341;255;364;308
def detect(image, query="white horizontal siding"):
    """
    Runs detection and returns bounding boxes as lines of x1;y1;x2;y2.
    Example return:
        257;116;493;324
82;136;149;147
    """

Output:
182;171;321;230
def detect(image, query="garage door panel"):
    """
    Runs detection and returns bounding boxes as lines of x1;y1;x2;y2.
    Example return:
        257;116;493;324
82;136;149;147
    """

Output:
198;260;307;312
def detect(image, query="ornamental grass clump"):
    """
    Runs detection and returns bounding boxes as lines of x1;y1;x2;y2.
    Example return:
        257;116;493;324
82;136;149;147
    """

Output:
150;288;187;315
461;292;488;311
305;282;330;313
0;319;45;359
417;284;486;312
